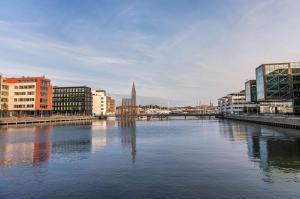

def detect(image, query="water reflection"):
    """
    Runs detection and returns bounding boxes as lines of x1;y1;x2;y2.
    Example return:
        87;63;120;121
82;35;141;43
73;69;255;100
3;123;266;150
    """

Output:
222;121;300;182
0;120;115;167
118;119;137;163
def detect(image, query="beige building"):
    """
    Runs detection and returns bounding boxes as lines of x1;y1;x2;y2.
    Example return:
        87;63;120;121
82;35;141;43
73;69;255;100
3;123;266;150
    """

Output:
8;81;37;111
92;90;107;116
106;96;116;114
0;75;9;113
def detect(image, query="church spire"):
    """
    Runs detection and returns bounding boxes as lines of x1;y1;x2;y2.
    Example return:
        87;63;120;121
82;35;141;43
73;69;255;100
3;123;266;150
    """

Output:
131;82;136;106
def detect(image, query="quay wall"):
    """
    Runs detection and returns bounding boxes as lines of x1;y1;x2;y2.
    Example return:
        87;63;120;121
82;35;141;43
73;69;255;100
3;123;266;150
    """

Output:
0;116;98;126
224;115;300;129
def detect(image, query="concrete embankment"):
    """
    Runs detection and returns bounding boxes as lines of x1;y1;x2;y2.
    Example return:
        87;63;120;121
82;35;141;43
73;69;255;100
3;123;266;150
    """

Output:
0;116;98;126
224;115;300;129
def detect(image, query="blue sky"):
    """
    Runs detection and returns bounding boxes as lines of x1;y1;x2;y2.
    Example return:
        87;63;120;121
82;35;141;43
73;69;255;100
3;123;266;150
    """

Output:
1;0;300;105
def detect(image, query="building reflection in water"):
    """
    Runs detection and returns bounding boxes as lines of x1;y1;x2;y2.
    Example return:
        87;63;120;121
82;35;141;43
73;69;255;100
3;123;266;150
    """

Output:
0;125;53;167
118;118;137;163
221;121;300;182
90;120;116;153
0;121;115;168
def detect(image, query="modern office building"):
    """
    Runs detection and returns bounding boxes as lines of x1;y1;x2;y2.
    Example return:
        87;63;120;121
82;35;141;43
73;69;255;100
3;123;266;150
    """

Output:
6;76;52;115
52;86;92;115
218;90;258;114
291;62;300;114
255;62;300;114
106;96;116;114
245;80;257;102
92;90;107;116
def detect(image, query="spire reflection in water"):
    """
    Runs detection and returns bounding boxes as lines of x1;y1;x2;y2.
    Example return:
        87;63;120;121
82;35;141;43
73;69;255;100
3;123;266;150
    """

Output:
118;118;137;163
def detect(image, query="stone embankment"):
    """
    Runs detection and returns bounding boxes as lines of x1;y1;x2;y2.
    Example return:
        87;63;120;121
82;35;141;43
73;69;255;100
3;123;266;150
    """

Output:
224;115;300;129
0;116;97;126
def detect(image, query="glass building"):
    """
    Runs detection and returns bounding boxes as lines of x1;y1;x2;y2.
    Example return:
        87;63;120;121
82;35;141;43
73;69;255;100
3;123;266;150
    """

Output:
245;80;257;102
291;62;300;114
255;62;300;114
52;86;93;115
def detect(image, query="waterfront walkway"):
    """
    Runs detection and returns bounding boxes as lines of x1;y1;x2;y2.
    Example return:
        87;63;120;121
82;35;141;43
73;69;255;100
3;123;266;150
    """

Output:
225;114;300;129
0;116;97;126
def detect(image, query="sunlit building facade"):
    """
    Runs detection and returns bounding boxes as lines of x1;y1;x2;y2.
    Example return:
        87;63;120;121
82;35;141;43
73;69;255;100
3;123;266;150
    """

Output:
218;90;258;114
0;75;9;116
7;76;52;116
92;90;107;116
106;96;116;114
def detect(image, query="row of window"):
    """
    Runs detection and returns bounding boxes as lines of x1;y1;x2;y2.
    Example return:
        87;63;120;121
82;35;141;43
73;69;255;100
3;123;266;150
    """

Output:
53;99;92;103
40;105;48;108
53;94;91;98
1;91;8;96
16;80;36;83
53;102;90;106
2;85;8;90
14;104;34;108
15;85;35;89
14;98;35;102
54;88;90;93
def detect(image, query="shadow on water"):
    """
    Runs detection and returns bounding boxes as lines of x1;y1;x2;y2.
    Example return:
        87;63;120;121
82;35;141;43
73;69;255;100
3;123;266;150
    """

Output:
219;120;300;183
118;118;137;163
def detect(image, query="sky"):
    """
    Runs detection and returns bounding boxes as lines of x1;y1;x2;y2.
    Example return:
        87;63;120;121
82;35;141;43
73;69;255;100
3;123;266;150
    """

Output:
1;0;300;106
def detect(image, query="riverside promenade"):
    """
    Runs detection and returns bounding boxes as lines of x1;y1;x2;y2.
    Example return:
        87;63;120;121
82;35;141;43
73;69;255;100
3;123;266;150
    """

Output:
225;114;300;129
0;115;97;126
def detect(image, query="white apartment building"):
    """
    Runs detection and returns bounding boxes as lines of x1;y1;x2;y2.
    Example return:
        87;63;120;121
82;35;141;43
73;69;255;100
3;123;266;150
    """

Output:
92;90;107;116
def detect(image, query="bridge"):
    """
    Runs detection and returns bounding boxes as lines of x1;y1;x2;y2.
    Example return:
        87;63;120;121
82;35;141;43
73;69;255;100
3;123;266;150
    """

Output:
113;113;224;120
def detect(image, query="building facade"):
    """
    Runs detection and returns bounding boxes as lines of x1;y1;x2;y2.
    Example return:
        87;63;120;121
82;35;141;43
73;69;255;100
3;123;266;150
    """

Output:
106;96;116;114
255;62;300;114
218;90;258;114
92;90;107;116
52;86;92;115
120;82;137;117
0;75;9;116
6;76;52;115
245;80;257;102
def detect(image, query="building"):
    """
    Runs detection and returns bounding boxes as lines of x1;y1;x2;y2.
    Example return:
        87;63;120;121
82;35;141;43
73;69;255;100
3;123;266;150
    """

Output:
218;90;258;114
7;76;52;116
52;86;92;116
106;96;116;114
0;75;9;116
245;80;257;102
122;82;136;107
119;82;137;117
255;62;300;114
92;90;107;116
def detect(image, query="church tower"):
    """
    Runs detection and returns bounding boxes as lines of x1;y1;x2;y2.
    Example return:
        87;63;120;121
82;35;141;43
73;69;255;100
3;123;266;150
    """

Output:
131;82;136;106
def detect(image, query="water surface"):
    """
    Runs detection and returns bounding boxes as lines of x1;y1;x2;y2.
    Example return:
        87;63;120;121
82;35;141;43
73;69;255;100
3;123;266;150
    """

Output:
0;119;300;199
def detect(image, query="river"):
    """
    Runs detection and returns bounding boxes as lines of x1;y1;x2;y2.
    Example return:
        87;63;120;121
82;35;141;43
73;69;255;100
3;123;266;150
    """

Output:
0;119;299;199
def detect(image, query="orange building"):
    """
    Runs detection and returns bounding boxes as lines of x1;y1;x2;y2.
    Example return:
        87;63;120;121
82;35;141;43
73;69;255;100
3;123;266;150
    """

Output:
7;76;52;115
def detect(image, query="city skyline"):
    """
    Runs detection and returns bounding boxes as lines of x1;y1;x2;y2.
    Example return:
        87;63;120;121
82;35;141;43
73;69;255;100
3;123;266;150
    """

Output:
1;0;300;105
